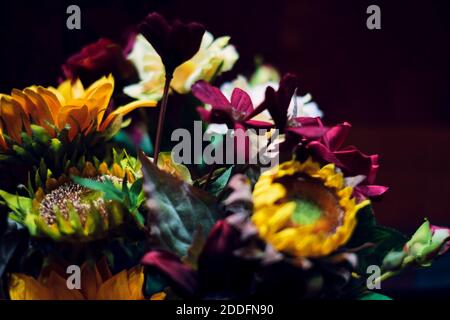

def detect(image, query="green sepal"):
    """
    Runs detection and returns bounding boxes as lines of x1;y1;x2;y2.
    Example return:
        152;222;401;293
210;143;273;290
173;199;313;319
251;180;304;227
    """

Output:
0;190;32;222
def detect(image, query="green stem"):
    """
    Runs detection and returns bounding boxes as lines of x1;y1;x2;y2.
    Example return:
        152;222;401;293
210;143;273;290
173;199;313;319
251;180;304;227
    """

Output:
153;74;172;163
372;256;415;287
373;271;398;285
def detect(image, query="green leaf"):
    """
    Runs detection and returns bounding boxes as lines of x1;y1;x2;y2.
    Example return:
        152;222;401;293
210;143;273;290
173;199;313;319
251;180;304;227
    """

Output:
72;176;123;202
358;292;392;300
348;205;408;274
348;215;407;274
139;151;219;257
207;166;233;196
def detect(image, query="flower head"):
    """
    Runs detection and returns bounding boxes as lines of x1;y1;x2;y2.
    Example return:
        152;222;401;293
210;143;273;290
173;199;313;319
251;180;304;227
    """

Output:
220;65;323;124
404;220;450;266
192;81;274;162
138;12;205;75
124;31;238;100
256;73;327;140
0;152;144;241
62;38;136;86
252;159;370;257
0;75;156;149
192;80;272;130
8;259;164;300
300;121;388;199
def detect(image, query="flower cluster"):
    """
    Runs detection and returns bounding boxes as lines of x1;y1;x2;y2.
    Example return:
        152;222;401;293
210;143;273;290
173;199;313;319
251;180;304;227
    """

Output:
0;11;448;301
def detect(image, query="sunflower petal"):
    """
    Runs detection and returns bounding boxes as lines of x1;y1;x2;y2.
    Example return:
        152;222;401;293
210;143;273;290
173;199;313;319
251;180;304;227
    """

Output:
100;100;157;131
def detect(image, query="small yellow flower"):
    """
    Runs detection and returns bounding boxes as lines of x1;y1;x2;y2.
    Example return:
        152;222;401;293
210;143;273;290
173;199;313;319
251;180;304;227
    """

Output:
0;75;156;148
8;259;163;300
124;32;238;100
252;159;370;258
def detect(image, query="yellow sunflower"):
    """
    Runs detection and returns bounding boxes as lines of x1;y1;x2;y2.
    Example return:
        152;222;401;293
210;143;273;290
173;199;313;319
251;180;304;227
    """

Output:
0;153;144;241
8;259;165;300
0;74;156;148
252;158;370;258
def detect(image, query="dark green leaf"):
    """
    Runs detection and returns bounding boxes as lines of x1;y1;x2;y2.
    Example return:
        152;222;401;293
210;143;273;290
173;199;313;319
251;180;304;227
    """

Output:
72;176;123;202
358;292;392;300
207;166;233;196
139;152;219;257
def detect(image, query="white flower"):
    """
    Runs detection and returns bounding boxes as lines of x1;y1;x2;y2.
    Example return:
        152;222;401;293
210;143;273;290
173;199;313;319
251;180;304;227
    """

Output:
220;70;323;122
124;32;238;101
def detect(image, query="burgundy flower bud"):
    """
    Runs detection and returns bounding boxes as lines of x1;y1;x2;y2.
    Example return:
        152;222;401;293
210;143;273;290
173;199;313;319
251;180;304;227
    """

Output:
138;12;205;76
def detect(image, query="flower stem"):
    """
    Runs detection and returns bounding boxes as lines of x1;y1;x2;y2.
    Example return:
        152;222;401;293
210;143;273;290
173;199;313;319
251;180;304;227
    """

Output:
373;271;398;285
153;74;172;162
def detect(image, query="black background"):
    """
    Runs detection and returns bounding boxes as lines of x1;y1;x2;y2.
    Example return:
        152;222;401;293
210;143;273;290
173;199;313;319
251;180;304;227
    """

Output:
0;0;449;297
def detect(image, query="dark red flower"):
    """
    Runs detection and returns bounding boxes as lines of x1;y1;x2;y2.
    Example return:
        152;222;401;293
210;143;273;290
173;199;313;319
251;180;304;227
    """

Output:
259;74;328;139
141;250;199;297
138;12;205;75
258;73;297;131
303;121;388;199
62;38;136;85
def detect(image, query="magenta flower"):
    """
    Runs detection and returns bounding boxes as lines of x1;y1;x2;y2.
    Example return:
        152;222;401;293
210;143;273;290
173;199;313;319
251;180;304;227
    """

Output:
193;81;275;162
192;80;273;130
139;12;205;75
259;73;328;139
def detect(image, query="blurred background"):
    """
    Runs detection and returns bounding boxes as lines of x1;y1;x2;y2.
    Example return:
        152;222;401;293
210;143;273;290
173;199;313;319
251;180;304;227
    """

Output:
0;0;449;298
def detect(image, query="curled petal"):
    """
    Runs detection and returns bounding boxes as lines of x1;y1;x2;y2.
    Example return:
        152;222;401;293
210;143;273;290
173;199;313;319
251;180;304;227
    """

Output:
353;185;388;200
334;147;379;183
323;122;351;150
306;141;344;167
286;125;329;140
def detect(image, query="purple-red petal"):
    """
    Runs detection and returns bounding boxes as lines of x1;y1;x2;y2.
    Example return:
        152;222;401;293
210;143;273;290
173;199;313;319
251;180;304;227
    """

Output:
243;119;274;129
334;147;379;183
306;141;344;167
231;88;253;117
141;250;198;297
323;122;352;150
192;81;230;108
286;126;329;140
353;185;388;200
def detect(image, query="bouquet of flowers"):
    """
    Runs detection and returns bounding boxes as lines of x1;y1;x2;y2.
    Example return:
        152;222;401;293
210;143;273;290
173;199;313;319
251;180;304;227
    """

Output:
0;12;448;301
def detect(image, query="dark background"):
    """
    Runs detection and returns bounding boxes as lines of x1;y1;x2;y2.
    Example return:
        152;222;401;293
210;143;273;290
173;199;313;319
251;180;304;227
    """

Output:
1;0;449;297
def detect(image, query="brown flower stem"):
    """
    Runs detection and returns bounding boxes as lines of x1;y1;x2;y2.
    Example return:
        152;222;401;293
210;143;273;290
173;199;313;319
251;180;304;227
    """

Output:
153;74;172;163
